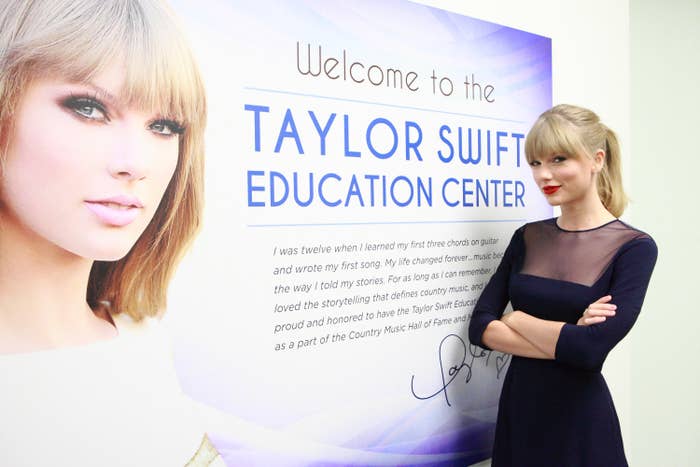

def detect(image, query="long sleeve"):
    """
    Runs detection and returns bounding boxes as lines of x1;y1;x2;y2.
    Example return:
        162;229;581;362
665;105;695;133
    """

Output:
468;227;523;350
555;238;658;370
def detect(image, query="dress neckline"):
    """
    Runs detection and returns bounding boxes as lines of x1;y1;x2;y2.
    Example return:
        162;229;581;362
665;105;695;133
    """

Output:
553;217;620;233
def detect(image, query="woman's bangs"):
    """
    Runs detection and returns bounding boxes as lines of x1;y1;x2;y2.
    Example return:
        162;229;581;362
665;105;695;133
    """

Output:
118;29;204;128
526;115;584;162
28;0;204;129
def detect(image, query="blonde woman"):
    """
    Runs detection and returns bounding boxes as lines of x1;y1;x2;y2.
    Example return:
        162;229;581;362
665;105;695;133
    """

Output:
0;0;222;465
468;104;657;466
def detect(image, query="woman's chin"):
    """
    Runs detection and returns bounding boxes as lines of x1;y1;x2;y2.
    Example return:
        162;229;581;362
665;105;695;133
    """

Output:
76;225;151;262
66;239;138;263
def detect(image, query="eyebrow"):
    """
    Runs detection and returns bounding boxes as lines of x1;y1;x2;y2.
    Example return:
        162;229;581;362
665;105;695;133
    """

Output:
67;81;130;118
82;83;120;105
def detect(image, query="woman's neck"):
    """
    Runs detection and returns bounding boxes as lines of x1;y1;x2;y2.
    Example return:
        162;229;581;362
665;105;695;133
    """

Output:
0;220;117;354
557;192;616;231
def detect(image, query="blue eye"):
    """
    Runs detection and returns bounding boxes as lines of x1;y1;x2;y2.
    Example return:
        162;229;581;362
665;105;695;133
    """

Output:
529;160;541;167
62;95;109;122
149;119;185;137
553;155;567;163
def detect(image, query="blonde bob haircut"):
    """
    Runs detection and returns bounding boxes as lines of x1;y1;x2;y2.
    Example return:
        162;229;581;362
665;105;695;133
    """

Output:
0;0;206;320
524;104;627;217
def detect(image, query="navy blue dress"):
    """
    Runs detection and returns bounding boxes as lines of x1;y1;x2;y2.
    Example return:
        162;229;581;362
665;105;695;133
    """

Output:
468;218;657;467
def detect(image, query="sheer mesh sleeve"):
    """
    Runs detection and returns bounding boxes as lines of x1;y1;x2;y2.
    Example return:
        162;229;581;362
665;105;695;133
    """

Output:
468;227;523;351
554;238;658;370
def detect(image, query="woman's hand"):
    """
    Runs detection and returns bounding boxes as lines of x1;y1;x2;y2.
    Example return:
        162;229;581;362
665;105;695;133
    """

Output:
577;295;617;326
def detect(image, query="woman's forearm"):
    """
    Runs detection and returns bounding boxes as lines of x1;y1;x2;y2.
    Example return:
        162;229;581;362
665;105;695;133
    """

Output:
482;319;552;359
500;311;565;358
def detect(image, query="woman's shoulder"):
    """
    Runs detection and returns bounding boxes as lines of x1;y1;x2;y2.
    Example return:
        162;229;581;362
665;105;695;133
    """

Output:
609;220;658;263
499;218;555;249
110;312;177;350
612;219;656;243
511;217;556;240
111;311;162;334
519;216;554;230
599;219;657;258
110;312;178;370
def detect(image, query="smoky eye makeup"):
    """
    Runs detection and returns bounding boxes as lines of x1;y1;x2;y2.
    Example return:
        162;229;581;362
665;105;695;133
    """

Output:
148;118;186;137
60;93;110;123
58;89;186;137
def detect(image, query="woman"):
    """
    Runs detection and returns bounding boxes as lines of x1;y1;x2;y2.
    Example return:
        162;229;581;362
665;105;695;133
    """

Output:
0;0;222;465
468;104;657;466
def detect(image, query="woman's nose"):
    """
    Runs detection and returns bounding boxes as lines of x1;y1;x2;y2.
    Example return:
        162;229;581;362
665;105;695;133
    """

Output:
107;125;149;181
535;166;552;182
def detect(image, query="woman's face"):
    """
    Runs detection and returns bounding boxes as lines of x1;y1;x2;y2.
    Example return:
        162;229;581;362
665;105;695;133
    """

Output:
1;65;182;261
528;150;603;208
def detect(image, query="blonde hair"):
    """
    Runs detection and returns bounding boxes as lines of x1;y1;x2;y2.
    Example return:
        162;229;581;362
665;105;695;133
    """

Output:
524;104;627;217
0;0;206;320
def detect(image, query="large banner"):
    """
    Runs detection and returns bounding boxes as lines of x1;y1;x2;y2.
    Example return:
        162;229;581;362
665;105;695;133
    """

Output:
167;1;552;465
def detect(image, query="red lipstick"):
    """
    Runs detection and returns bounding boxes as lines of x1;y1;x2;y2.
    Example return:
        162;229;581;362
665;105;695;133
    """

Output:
543;186;561;195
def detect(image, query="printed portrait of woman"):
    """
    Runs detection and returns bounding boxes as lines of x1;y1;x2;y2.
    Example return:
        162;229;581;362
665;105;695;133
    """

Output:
0;0;224;465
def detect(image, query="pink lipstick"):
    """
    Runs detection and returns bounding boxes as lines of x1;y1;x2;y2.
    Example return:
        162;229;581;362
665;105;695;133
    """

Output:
85;195;143;227
543;186;561;195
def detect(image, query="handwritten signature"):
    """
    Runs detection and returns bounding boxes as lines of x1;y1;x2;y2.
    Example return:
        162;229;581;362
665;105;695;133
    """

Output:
410;333;511;407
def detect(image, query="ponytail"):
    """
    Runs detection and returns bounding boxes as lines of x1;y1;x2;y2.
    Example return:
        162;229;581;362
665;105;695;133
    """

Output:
598;125;627;217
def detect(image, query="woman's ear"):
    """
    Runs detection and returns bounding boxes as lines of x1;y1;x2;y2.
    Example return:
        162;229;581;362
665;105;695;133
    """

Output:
593;148;605;173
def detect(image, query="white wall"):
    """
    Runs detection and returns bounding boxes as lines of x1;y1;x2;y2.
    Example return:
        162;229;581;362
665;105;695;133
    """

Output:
412;1;631;465
629;0;700;465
